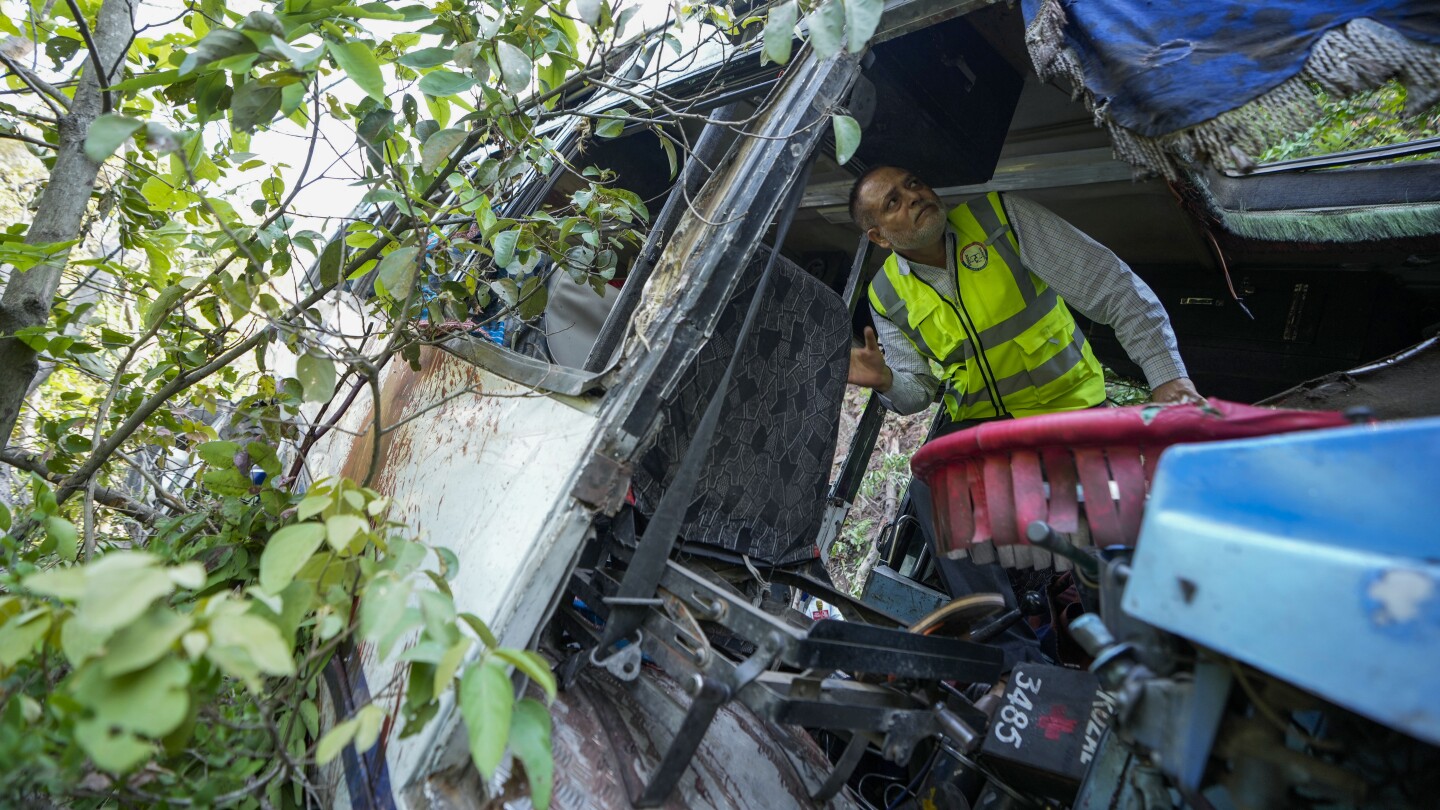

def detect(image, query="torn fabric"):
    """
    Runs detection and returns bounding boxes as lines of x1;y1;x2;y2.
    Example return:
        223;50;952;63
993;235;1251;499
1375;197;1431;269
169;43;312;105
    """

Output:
1023;1;1440;177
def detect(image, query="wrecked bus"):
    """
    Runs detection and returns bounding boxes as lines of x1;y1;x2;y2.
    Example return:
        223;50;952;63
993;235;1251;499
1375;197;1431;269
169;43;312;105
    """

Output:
298;0;1440;807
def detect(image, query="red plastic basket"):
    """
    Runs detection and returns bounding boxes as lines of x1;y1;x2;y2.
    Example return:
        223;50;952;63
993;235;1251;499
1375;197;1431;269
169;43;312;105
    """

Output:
909;400;1352;570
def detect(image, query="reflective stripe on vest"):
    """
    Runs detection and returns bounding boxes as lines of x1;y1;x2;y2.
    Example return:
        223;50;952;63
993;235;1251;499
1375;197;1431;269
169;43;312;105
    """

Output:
965;196;1037;302
867;192;1104;420
946;323;1089;410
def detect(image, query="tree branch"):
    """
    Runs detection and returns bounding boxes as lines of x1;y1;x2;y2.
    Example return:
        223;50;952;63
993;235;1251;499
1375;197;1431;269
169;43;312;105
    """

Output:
0;51;70;116
62;0;113;113
2;105;59;126
0;447;161;522
0;130;54;149
115;450;190;514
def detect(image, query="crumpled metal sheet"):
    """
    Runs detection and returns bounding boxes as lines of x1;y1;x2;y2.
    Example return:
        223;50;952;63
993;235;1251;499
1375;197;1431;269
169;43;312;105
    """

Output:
486;667;864;810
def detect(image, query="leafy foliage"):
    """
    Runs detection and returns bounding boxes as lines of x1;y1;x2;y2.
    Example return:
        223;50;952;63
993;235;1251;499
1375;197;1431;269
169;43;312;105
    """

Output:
0;0;891;804
1;476;553;807
1257;80;1440;164
1103;366;1150;406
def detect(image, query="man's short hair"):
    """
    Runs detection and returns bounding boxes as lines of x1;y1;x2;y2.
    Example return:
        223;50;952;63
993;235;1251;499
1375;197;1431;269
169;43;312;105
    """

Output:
847;164;898;232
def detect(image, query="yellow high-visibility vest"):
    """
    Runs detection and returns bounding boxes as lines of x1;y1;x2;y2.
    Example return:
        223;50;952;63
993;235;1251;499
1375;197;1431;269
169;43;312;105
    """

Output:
867;193;1105;420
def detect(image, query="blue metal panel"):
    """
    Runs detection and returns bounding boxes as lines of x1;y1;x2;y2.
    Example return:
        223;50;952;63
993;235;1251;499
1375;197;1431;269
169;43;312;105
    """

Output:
861;565;950;626
1124;418;1440;745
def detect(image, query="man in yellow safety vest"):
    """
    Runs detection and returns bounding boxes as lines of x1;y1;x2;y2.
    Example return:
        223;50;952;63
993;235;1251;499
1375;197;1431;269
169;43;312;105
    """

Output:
847;166;1199;667
847;166;1199;418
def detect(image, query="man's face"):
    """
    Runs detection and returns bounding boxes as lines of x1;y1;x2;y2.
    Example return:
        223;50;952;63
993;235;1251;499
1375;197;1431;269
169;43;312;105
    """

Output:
857;168;946;252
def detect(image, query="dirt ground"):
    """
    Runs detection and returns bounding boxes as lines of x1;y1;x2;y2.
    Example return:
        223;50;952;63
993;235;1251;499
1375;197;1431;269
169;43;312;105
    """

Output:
825;387;936;593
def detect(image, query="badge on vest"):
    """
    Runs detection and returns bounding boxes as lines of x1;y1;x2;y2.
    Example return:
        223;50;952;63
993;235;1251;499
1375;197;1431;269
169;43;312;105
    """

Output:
960;241;989;271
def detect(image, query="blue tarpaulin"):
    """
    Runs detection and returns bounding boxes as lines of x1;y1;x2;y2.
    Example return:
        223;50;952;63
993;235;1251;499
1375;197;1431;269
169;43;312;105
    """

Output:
1022;0;1440;138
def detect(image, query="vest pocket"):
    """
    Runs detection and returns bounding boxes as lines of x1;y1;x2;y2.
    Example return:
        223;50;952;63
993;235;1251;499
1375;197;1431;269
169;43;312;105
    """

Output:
1013;318;1066;356
1014;318;1074;393
904;296;959;363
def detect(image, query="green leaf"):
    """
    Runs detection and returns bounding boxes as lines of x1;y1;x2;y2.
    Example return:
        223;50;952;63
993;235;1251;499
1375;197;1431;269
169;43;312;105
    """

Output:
328;39;386;103
509;698;554;810
181;630;208;659
75;718;152;773
84;114;144;162
806;0;845;60
763;1;798;65
361;576;415;657
353;704;386;753
77;553;173;634
246;441;282;478
98;327;133;347
434;636;473;695
324;514;368;553
300;700;321;738
422;127;468;175
202;467;252;497
297;489;334;521
363;187;407;206
143;284;185;330
658;132;678;180
209;613;296;677
575;0;602;26
0;611;50;668
459;612;499;649
418;69;476;96
418;589;458;645
832;114;861;165
296;352;338;403
237;10;281;35
317;238;344;287
46;516;78;562
24;567;85;600
198;440;241;467
517;275;547;321
259;522;326;593
435;546;460;581
459;658;513;780
62;616;108;665
376;245;420;300
70;655;191;737
594;109;625;138
495;41;532;95
168;562;206;590
845;0;884;54
493;648;556;703
398;46;454;68
180;28;258;75
231;80;284;132
106;69;181;92
102;608;194;677
316;717;358;764
491;230;519;270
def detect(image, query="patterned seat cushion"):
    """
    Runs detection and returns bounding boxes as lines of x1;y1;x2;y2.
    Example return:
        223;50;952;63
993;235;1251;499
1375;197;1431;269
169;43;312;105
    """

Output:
632;248;851;566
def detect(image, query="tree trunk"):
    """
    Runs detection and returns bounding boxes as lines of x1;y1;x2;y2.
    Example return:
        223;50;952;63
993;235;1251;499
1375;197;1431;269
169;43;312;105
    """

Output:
0;0;134;451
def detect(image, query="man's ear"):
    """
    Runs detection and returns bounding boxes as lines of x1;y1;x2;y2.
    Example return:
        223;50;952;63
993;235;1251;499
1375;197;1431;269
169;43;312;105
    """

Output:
866;227;891;250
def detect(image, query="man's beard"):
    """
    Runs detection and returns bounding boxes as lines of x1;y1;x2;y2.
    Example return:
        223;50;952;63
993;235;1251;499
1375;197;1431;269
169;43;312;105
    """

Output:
885;210;947;252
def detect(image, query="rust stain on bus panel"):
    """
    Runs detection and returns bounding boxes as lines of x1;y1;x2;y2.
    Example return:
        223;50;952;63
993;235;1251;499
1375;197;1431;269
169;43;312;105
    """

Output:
338;346;457;487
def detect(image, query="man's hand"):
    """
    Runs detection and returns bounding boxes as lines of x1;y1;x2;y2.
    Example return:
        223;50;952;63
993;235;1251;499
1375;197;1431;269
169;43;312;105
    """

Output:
1151;377;1202;405
848;327;894;393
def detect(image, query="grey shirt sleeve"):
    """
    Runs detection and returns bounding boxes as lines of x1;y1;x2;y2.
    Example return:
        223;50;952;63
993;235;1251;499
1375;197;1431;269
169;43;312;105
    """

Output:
869;304;940;415
1004;195;1188;389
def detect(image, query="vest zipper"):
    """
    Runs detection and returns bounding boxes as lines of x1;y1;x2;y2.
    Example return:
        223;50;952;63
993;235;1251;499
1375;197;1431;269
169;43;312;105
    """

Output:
908;273;1011;418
